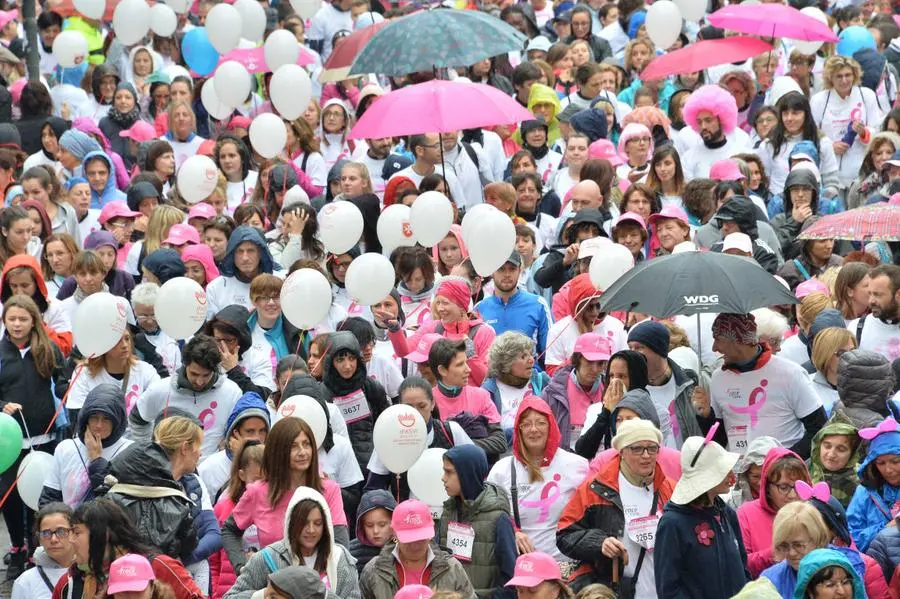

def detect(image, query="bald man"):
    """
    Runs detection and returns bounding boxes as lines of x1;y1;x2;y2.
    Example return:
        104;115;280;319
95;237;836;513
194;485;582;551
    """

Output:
568;180;603;212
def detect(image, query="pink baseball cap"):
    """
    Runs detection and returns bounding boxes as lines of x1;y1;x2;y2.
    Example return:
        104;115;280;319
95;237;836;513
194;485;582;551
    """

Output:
228;115;252;131
391;499;435;543
394;585;434;599
709;159;744;182
505;552;562;588
99;200;141;225
0;10;18;29
648;205;689;227
119;121;157;143
588;139;624;166
188;202;218;220
107;554;155;594
613;211;646;229
574;332;612;361
163;223;200;247
406;333;442;364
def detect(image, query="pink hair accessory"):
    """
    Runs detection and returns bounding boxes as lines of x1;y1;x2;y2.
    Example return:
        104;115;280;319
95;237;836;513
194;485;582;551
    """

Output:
795;480;830;503
859;417;900;440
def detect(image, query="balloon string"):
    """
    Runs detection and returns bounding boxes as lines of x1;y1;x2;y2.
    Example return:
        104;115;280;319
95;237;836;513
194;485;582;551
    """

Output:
40;360;87;438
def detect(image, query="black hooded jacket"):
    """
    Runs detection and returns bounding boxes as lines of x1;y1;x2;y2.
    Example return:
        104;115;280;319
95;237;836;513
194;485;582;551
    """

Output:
771;168;820;258
564;7;613;62
205;305;274;399
91;64;120;103
534;208;608;292
349;489;397;574
711;196;780;274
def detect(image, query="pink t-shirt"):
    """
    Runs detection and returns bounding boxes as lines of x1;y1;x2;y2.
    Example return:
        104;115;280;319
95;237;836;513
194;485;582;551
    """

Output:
231;478;346;550
432;385;501;424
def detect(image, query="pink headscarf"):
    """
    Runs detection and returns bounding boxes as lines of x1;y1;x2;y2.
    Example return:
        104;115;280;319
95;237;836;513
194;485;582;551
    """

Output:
180;244;220;287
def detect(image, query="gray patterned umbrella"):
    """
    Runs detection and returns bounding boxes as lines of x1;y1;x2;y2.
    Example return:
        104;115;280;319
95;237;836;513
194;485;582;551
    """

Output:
348;8;528;77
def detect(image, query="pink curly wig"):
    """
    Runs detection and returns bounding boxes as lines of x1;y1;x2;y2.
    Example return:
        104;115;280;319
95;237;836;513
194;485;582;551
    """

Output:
617;123;654;162
682;84;739;136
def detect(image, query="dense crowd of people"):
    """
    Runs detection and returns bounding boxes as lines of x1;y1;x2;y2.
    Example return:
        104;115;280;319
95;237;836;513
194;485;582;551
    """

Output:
0;0;898;597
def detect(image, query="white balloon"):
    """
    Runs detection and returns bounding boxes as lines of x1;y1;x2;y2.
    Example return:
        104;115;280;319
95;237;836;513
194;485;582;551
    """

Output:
73;292;129;357
214;61;252;109
467;210;517;277
280;269;333;329
673;0;705;22
318;200;363;254
206;3;243;54
154;277;207;340
249;113;288;159
177;155;220;204
150;4;178;37
377;204;416;252
373;405;427;474
17;452;54;511
589;244;635;291
201;75;234;121
269;64;312;121
233;0;267;42
461;203;502;248
409;191;454;247
345;253;396;306
645;0;683;51
791;7;828;55
290;0;321;19
112;0;151;46
74;0;104;20
277;395;328;448
264;30;300;72
284;185;310;206
52;30;88;68
407;448;450;507
164;64;191;82
163;0;190;13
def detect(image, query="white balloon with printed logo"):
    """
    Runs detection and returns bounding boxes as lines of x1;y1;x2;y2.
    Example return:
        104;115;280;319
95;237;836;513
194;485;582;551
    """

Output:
377;204;416;252
318;200;363;255
52;30;88;68
269;64;313;121
792;7;828;55
280;268;333;329
154;277;208;340
249;113;288;159
74;292;128;357
408;448;450;507
467;209;516;277
264;30;300;72
645;0;682;50
150;4;178;37
206;3;242;54
234;0;267;42
214;61;252;109
201;75;234;120
589;244;636;291
177;155;220;204
409;191;453;247
345;253;395;306
373;405;427;474
17;452;54;511
277;395;328;449
112;0;151;46
74;0;105;20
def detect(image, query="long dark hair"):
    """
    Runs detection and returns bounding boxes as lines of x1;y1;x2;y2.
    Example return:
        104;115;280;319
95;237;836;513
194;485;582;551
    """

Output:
646;145;685;196
284;202;325;263
263;418;322;506
770;92;820;158
72;499;157;583
288;499;331;573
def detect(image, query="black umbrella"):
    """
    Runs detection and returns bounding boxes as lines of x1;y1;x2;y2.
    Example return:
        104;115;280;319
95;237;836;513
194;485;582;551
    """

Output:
598;250;799;317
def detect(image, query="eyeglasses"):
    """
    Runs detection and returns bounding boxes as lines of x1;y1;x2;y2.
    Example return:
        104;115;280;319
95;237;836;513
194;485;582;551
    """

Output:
625;444;659;457
421;142;441;149
519;419;549;432
768;482;798;495
631;137;652;144
255;295;280;305
775;540;809;554
816;578;853;591
39;527;71;540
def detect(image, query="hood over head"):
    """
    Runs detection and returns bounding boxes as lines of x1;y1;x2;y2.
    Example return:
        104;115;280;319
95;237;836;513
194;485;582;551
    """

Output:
570;108;608;143
355;489;397;546
794;548;865;599
567;273;598;315
82;150;120;201
566;208;608;244
325;160;349;203
1;253;49;309
78;383;128;448
323;331;366;391
734;436;782;475
268;566;327;599
853;48;886;92
91;64;120;102
58;129;102;161
41;116;68;156
784;167;820;215
858;424;900;483
430;224;469;266
109;442;181;490
610;388;660;433
221;225;278;277
837;349;895;414
512;395;561;468
282;486;339;586
527;84;562;122
126;181;160;213
143;248;186;284
759;446;808;513
445;444;489;502
180;244;220;283
715;196;759;239
224;391;270;446
205;305;253;355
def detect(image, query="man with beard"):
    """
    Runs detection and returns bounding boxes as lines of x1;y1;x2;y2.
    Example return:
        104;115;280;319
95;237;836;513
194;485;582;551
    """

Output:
476;252;551;357
358;136;392;200
680;85;752;180
850;265;900;361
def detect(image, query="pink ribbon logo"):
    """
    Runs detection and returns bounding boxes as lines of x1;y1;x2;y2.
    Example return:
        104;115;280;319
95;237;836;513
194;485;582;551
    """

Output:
728;379;768;427
198;401;218;430
519;474;562;524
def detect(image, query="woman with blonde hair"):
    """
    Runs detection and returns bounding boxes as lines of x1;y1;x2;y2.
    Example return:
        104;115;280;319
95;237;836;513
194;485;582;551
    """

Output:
833;262;871;321
125;205;185;278
760;501;831;596
780;292;834;365
810;328;857;416
846;131;900;209
163;100;206;168
623;38;655;83
810;55;882;185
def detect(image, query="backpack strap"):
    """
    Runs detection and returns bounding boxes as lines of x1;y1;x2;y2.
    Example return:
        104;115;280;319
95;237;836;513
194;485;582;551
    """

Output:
261;547;279;573
792;259;812;282
856;314;868;346
510;459;521;529
461;142;490;187
37;566;54;592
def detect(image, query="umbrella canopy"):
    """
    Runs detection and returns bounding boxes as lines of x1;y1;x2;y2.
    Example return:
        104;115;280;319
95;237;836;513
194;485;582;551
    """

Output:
349;79;534;139
708;4;838;42
598;250;799;318
349;9;527;76
320;20;390;83
641;37;772;82
215;46;316;75
798;204;900;242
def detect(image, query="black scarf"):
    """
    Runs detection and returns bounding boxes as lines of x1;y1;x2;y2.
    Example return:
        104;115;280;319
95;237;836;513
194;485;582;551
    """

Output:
702;135;728;150
523;142;549;160
107;104;140;128
324;358;367;397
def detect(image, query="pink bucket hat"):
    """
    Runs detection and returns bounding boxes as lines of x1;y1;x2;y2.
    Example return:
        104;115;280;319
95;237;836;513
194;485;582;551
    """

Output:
406;333;443;364
505;552;562;587
99;200;141;225
391;499;435;543
709;159;744;182
588;139;624;166
613;211;647;229
574;332;612;361
648;205;689;227
163;223;200;247
119;121;158;143
107;554;155;594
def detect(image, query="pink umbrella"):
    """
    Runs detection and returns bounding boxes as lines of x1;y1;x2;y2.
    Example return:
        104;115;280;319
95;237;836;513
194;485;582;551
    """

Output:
708;3;838;42
215;46;316;74
350;79;534;139
641;37;772;81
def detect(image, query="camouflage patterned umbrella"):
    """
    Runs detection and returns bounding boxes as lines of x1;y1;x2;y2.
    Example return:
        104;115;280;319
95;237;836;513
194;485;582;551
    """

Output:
798;204;900;242
348;9;528;77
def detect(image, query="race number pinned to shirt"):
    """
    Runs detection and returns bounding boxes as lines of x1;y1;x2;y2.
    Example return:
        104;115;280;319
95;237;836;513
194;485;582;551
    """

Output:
627;514;660;551
727;424;749;454
333;389;371;424
447;522;475;561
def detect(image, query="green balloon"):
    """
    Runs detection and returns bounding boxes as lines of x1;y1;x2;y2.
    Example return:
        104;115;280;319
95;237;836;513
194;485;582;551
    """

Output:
0;413;23;475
